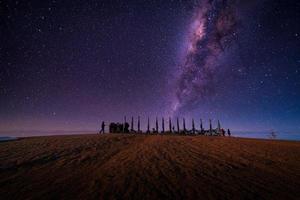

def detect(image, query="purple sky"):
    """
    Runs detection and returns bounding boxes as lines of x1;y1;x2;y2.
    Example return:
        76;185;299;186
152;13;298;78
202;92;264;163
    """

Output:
1;0;300;136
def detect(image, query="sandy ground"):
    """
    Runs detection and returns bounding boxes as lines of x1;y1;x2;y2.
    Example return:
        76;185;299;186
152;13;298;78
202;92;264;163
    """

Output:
0;134;300;200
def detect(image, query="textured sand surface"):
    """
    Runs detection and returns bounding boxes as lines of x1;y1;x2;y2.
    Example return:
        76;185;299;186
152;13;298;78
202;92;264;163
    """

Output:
0;134;300;200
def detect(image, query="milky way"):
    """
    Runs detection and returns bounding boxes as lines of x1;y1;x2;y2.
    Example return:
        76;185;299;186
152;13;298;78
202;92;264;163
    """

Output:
1;0;300;134
172;0;239;115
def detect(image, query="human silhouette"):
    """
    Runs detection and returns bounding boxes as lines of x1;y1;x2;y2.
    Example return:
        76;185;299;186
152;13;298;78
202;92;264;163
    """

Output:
99;121;105;134
227;129;231;136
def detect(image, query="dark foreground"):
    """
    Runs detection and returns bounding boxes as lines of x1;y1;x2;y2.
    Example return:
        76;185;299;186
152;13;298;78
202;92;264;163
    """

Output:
0;134;300;200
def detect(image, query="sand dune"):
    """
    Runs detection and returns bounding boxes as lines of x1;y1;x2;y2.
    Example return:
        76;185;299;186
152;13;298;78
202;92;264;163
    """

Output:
0;134;300;200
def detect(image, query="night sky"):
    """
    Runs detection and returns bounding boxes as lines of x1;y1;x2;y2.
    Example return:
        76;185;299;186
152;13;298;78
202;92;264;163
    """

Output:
1;0;300;135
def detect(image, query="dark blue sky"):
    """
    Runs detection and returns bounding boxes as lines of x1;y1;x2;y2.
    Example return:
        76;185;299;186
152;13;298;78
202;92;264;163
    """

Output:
1;0;300;135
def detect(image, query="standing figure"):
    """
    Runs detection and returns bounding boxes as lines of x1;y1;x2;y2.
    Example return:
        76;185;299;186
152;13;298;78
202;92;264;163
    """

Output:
227;129;231;136
99;121;105;134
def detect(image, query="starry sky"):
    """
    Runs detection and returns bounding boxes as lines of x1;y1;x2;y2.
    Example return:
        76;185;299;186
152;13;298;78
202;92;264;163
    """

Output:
1;0;300;135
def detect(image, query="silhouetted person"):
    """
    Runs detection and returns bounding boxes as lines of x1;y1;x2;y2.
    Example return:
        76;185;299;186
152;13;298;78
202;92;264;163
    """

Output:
227;129;231;136
100;121;105;134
